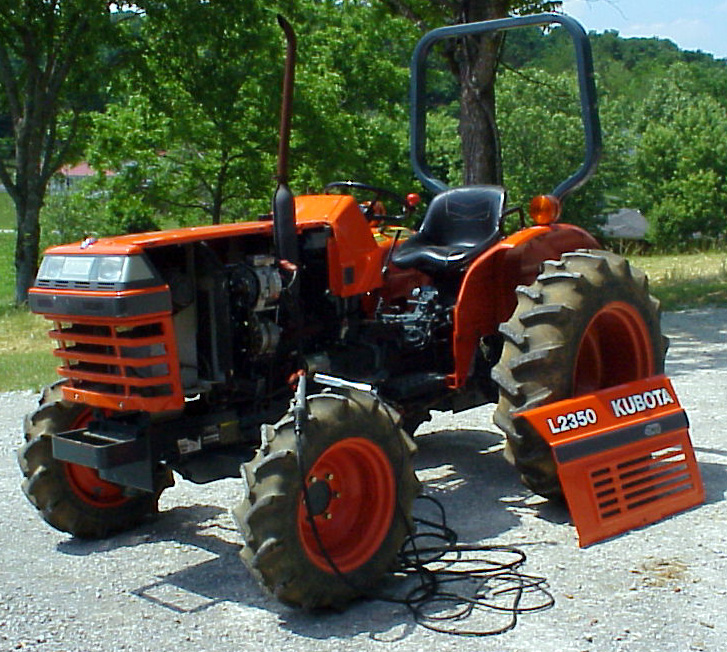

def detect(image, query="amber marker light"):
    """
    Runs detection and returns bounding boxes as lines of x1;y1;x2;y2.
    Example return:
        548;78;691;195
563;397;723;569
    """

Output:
406;193;421;208
529;194;561;225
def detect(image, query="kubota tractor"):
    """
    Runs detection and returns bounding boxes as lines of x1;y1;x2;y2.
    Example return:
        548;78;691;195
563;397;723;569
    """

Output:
17;14;665;608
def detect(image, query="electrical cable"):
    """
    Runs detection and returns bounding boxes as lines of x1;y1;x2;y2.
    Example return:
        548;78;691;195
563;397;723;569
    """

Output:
395;497;555;636
292;378;554;636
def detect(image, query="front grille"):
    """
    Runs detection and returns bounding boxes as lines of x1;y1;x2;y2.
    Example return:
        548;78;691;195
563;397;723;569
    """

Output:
36;279;124;291
49;314;183;412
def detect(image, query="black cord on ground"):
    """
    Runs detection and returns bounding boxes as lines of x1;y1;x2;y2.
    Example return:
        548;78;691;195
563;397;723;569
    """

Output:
390;494;555;636
292;381;554;636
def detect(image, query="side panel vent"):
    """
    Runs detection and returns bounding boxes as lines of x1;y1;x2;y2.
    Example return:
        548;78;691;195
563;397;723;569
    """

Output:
513;376;704;547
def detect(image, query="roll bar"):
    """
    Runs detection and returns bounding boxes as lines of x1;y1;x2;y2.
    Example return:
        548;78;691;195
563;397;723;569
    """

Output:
410;12;602;200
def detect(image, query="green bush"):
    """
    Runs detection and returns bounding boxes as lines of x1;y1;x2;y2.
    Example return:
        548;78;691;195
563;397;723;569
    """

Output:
632;71;727;249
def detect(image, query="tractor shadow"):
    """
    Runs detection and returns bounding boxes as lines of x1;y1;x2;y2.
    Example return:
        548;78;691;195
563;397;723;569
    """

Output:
694;450;727;505
57;502;274;612
53;422;567;639
51;422;727;641
411;426;570;537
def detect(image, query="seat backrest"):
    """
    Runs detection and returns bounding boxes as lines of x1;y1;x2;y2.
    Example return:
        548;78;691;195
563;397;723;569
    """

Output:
419;185;505;248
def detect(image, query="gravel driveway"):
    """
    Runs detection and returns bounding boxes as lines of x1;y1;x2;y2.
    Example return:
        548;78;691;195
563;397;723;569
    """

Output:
1;308;726;652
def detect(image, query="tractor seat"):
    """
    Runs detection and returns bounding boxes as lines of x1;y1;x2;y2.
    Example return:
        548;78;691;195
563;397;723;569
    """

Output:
391;186;505;276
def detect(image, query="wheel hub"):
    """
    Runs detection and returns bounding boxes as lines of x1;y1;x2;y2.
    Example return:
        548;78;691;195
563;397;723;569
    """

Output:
64;408;130;509
297;437;395;574
305;475;333;517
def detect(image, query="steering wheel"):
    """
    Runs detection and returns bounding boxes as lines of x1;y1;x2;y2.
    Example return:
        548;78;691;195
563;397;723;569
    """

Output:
323;181;416;221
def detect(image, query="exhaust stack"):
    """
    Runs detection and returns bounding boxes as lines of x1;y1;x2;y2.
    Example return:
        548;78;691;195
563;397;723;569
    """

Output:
273;14;299;266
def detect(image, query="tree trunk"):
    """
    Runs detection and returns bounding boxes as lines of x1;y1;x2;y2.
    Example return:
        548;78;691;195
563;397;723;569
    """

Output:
14;189;43;305
457;0;510;186
460;56;501;186
11;106;52;305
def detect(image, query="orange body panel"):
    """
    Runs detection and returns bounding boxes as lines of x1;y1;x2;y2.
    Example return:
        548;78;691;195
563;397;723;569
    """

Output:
44;221;276;256
296;194;386;296
514;375;704;546
448;223;600;387
46;308;183;413
43;194;389;299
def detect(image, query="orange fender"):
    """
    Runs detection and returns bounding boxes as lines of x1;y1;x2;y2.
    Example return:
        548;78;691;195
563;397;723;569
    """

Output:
448;223;600;388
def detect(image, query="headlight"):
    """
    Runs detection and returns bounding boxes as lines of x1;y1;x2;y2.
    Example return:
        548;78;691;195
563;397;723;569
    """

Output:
97;256;126;282
36;254;154;284
38;256;65;280
61;256;95;280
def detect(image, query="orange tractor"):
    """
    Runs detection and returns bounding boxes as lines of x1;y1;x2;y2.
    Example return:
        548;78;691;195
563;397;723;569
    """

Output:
18;14;665;608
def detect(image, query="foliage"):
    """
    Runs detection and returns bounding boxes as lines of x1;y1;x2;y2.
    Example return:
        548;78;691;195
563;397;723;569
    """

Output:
381;1;564;185
281;1;418;195
502;27;727;246
496;68;603;229
631;69;727;249
40;178;161;252
85;0;281;226
0;0;128;303
84;1;420;228
2;0;727;296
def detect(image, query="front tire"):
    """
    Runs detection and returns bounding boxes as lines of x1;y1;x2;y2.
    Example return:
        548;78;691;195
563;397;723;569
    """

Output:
233;389;419;609
492;250;667;498
18;383;173;539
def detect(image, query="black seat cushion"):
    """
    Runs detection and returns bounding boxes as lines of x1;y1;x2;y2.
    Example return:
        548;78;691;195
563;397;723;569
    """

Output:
391;186;505;276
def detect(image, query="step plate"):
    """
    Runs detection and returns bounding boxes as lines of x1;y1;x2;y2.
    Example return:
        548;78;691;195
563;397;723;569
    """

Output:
513;375;704;547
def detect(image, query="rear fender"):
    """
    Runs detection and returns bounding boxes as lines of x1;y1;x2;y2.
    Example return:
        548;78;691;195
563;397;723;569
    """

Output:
448;223;600;388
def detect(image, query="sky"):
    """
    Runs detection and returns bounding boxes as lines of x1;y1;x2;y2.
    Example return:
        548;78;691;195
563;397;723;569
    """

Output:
561;0;727;59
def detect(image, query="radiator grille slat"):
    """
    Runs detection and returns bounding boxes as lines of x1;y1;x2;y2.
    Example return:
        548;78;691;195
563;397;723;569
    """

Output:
47;313;183;412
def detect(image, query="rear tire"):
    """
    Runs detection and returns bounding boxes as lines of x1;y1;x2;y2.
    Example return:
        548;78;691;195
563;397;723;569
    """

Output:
233;389;419;609
18;383;173;538
492;250;667;498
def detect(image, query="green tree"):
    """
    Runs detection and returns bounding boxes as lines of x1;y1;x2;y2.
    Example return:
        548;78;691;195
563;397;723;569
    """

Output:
87;1;419;226
92;0;282;225
0;1;121;304
497;68;602;226
633;84;727;248
284;1;417;194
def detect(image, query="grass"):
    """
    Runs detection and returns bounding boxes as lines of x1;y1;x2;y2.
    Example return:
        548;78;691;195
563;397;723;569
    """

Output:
0;192;14;229
3;221;727;391
0;314;58;392
0;231;58;392
631;250;727;312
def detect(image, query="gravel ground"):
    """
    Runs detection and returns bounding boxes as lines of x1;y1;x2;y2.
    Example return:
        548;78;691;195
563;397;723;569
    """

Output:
1;307;726;652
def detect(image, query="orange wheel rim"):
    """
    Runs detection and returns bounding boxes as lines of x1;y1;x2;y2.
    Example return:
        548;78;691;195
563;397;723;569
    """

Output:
574;301;655;395
297;437;395;574
63;409;129;509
